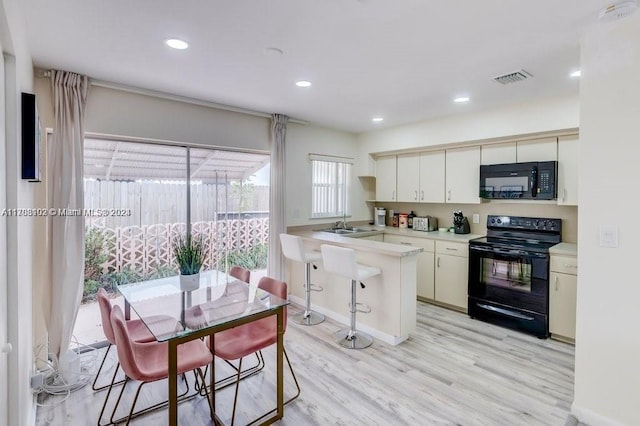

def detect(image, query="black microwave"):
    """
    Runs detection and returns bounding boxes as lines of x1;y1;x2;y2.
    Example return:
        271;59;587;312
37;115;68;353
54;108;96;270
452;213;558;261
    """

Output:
479;161;557;200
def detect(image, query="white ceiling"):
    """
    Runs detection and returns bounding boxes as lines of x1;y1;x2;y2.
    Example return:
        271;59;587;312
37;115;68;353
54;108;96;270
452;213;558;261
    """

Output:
21;0;607;133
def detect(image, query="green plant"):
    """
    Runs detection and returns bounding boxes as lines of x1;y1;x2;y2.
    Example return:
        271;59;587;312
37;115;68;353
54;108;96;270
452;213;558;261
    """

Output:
173;234;205;275
224;244;268;271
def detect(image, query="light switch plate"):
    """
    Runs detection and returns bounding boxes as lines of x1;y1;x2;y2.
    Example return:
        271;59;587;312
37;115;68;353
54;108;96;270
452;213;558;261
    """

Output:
599;225;619;248
472;213;480;224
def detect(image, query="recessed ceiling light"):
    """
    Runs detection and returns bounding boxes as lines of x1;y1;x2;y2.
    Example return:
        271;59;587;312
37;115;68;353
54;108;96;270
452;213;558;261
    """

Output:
372;117;384;123
165;39;189;50
295;80;312;88
570;70;581;78
454;97;470;103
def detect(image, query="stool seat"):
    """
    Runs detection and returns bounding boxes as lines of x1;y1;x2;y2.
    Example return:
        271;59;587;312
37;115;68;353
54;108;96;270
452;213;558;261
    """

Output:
280;233;325;326
320;244;380;349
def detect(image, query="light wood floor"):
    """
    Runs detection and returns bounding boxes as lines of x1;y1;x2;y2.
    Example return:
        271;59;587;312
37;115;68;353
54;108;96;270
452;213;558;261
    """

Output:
35;301;575;425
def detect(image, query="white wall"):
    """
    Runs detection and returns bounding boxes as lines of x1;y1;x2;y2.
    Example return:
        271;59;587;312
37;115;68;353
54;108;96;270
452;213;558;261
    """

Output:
1;0;35;425
572;13;640;426
285;123;364;226
356;93;579;174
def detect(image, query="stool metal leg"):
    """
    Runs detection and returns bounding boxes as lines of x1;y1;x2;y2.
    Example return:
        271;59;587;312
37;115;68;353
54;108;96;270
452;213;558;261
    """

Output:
335;279;373;349
292;262;325;325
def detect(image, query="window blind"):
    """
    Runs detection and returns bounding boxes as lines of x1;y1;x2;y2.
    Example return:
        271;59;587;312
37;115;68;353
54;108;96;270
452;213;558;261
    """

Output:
311;158;352;218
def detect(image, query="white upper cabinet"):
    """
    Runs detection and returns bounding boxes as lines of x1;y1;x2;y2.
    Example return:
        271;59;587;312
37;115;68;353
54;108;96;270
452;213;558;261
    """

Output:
396;153;420;202
419;151;446;203
375;155;397;201
445;146;480;204
481;142;516;165
557;135;579;206
516;137;558;162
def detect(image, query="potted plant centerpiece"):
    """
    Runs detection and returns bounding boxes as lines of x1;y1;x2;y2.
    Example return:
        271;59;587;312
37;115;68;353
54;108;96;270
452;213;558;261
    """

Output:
173;234;205;291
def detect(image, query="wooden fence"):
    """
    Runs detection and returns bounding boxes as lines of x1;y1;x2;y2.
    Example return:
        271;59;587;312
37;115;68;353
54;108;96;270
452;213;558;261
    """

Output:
84;179;270;228
92;218;269;275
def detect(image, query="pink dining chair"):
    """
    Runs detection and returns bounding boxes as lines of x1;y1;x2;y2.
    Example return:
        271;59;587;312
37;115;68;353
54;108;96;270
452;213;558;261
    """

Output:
99;305;214;425
212;276;300;426
93;288;178;392
229;265;251;283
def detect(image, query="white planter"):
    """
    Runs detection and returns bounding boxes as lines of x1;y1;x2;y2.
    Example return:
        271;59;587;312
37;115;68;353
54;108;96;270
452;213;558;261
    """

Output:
180;273;200;292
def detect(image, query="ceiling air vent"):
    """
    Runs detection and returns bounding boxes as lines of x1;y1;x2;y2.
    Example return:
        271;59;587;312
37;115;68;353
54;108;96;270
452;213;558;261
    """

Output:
598;1;638;22
492;69;533;85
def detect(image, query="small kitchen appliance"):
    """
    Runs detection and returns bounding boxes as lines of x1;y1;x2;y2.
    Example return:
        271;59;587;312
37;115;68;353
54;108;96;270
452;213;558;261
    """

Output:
453;210;470;234
413;216;438;232
374;208;386;227
479;161;557;200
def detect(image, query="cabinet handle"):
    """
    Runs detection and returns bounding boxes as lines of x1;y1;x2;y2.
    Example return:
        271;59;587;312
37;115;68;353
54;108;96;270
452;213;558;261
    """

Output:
400;242;412;245
555;276;559;291
446;247;458;251
414;190;418;201
392;190;395;200
562;188;566;202
447;190;451;201
437;257;440;267
421;190;424;201
564;264;577;269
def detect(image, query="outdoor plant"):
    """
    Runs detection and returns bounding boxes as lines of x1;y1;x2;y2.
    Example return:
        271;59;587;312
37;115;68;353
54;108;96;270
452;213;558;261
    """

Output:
224;244;268;271
173;234;205;275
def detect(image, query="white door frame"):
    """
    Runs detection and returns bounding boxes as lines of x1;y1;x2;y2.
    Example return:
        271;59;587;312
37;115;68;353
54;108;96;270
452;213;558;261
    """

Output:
0;47;10;426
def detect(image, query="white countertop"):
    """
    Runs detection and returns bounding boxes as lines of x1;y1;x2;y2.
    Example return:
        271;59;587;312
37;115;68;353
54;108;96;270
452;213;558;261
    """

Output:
378;226;482;242
550;242;577;256
293;226;482;257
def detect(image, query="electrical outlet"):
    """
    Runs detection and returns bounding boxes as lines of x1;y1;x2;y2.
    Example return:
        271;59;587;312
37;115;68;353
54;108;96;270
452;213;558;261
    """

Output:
472;213;480;224
30;372;44;390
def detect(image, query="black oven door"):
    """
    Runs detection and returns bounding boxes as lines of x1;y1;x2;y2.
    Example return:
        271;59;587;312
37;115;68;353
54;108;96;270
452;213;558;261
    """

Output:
468;244;549;315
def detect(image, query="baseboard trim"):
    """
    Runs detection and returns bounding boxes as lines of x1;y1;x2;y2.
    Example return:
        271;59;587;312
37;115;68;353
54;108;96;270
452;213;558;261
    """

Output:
571;402;625;426
288;295;407;346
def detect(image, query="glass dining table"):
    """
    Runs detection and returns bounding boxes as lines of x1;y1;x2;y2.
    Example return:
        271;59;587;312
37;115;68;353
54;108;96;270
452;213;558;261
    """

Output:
117;270;289;426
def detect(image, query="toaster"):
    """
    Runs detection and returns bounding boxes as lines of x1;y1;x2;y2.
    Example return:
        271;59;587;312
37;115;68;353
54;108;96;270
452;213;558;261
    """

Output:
413;216;437;232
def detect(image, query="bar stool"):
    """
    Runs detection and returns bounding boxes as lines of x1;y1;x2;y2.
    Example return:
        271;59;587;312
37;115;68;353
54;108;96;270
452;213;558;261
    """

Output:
320;244;380;349
280;233;325;325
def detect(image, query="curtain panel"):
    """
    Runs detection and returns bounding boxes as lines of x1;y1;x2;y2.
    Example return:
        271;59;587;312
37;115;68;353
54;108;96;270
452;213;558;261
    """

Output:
268;114;288;280
47;70;89;360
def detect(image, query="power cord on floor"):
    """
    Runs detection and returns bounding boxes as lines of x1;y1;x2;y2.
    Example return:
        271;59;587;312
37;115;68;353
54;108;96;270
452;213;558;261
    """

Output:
33;336;101;408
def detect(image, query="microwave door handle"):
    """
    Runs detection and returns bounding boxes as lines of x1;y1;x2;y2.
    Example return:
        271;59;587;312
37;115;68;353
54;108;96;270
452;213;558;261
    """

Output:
530;166;538;198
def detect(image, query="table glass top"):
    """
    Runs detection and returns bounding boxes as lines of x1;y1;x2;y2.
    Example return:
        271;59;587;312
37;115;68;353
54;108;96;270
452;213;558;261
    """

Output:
117;270;288;341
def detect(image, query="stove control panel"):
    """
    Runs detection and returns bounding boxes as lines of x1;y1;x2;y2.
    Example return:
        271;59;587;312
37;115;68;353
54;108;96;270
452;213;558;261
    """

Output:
487;215;561;232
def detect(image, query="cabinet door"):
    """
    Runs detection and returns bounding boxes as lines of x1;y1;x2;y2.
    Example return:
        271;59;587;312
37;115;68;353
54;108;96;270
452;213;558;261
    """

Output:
419;151;445;203
445;146;480;204
435;253;468;310
397;153;420;202
557;135;579;206
481;142;516;165
375;156;397;201
516;137;557;162
384;235;435;299
549;272;577;340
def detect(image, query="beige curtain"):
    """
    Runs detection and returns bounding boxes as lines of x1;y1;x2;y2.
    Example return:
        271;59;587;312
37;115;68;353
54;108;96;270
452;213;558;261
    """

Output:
268;114;288;280
47;70;89;360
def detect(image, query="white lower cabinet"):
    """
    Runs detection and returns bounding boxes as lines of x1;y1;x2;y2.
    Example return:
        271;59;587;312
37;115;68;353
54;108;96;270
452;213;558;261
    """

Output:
384;234;435;299
549;254;578;341
434;241;468;311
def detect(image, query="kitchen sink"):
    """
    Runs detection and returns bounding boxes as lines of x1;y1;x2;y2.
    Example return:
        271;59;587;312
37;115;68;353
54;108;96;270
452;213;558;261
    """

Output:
317;227;377;234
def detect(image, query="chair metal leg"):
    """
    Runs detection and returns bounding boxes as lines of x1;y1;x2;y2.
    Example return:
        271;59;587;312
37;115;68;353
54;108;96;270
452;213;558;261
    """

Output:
197;351;266;396
335;279;373;349
239;347;302;426
291;262;325;326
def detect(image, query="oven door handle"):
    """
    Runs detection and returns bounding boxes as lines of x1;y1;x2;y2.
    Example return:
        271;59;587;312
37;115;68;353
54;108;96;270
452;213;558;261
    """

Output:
476;303;535;321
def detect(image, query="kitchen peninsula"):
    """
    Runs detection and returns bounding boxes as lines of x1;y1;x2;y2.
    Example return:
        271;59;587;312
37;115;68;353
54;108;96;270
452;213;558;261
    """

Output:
287;227;478;345
285;228;422;345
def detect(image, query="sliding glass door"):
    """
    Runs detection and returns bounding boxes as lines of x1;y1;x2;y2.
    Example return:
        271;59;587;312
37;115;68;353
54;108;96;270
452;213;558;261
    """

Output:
77;138;269;345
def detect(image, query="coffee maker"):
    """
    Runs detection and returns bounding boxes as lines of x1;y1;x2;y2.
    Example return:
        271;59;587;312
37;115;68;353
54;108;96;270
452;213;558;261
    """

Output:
453;210;470;234
375;207;387;227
